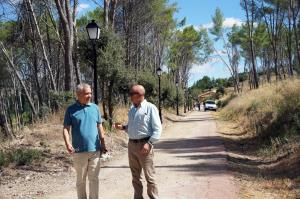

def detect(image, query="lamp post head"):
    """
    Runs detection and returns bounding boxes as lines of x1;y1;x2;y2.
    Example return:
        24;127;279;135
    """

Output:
86;20;100;40
156;67;162;76
175;80;179;87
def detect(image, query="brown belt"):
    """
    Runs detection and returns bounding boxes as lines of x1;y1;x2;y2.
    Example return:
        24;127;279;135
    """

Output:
129;137;150;143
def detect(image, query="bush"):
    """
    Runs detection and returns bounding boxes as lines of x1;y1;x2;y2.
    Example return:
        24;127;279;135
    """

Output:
0;151;5;167
217;93;236;108
10;149;42;166
49;91;74;111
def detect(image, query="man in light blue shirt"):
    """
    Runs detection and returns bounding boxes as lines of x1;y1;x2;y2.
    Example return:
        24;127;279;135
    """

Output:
114;85;162;199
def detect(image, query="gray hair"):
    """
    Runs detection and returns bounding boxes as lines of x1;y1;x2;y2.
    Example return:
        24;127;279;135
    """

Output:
131;84;146;96
76;83;91;94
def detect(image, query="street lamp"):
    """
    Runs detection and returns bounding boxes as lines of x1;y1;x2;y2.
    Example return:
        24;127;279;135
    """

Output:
156;67;162;123
175;80;179;116
86;20;100;104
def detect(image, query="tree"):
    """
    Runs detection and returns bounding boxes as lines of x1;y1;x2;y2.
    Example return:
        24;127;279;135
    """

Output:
210;8;241;92
241;0;259;88
54;0;75;91
168;26;212;112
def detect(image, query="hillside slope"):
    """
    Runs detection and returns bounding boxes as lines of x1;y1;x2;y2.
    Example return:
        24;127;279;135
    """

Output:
216;78;300;198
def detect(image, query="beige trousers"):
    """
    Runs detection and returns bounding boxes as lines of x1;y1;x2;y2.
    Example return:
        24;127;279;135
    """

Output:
128;141;158;199
73;151;101;199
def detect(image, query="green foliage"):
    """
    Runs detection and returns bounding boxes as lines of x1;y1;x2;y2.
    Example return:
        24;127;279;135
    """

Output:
0;21;15;42
0;149;43;167
210;8;224;39
0;151;5;167
10;149;42;166
169;26;212;70
216;86;225;96
161;77;184;107
191;76;233;91
49;91;74;110
137;70;158;103
216;93;236;108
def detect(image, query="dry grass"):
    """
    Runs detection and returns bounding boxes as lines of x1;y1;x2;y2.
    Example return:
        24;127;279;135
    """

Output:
220;78;300;138
236;174;299;199
216;78;300;198
113;105;130;124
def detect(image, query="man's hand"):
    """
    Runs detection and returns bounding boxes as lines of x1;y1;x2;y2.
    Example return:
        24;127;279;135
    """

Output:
141;143;151;154
100;138;108;153
66;143;75;154
113;122;124;131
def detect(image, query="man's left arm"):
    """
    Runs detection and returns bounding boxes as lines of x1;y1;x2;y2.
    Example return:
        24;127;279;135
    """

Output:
149;105;162;144
96;106;107;152
97;123;107;152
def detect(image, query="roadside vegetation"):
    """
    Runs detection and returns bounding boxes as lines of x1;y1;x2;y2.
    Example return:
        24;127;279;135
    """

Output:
216;78;300;198
220;79;300;157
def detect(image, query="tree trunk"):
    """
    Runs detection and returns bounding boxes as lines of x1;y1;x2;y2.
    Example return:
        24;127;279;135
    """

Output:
54;0;74;91
109;0;118;29
244;0;259;88
0;94;14;139
73;0;81;85
104;0;110;29
25;0;57;91
0;43;37;115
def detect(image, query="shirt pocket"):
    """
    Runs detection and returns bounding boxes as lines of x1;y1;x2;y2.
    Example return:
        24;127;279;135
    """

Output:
138;112;150;127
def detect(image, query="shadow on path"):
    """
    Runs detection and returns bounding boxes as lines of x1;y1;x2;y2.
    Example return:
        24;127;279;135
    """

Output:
165;116;215;123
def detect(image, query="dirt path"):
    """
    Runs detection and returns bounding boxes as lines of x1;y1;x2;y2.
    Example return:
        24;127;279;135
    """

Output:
46;111;238;199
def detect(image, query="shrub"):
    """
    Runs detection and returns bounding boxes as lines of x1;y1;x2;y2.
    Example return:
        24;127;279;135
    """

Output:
10;149;42;166
217;93;236;108
49;91;74;111
0;151;5;167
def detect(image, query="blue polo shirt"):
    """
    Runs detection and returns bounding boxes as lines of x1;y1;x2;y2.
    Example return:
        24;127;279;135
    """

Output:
63;101;102;153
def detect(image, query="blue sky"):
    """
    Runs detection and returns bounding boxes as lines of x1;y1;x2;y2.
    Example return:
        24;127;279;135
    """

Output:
78;0;246;86
168;0;246;85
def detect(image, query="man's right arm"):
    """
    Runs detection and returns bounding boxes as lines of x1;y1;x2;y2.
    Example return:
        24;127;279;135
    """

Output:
63;126;74;154
63;108;74;154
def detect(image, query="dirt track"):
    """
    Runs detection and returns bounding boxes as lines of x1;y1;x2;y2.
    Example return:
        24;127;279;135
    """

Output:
45;111;238;199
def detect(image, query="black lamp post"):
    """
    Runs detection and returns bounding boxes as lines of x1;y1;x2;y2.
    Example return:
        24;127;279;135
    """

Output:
156;67;162;123
175;80;179;116
86;20;100;104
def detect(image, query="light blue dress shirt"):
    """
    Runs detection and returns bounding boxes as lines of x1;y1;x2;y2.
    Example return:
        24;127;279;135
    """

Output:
125;99;162;143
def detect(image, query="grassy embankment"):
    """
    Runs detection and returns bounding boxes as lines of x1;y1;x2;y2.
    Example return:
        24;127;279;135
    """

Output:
216;78;300;198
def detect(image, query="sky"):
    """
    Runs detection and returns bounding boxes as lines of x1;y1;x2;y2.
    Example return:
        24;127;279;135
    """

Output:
77;0;246;86
168;0;246;86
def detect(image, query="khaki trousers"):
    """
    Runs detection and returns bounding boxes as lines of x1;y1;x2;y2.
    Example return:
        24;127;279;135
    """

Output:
128;141;158;199
73;151;101;199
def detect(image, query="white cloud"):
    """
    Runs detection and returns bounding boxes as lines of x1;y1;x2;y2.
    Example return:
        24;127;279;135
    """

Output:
223;17;244;28
190;63;212;74
201;17;244;29
77;3;90;12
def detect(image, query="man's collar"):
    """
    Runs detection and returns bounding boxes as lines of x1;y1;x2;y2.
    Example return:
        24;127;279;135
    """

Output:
76;100;91;107
140;99;147;107
132;99;147;108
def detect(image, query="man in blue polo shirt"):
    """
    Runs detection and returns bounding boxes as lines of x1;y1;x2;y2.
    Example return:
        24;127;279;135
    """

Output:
63;83;106;199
